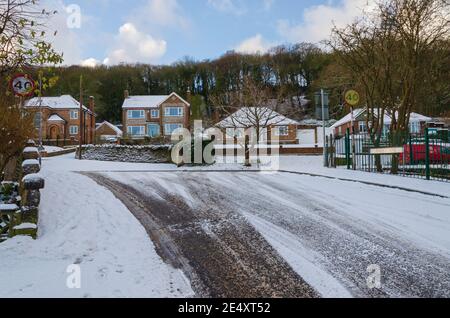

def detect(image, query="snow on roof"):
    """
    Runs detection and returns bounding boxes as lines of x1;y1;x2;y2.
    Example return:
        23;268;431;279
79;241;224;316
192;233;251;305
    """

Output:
122;92;190;109
48;114;66;122
96;121;123;136
331;109;432;129
24;95;92;113
216;107;300;128
330;108;367;129
385;112;432;124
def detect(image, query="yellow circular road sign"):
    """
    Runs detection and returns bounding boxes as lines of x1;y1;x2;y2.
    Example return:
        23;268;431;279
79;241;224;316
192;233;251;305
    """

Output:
345;90;360;106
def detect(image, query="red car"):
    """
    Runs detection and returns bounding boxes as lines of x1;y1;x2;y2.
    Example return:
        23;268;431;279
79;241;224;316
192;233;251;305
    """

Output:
400;144;450;163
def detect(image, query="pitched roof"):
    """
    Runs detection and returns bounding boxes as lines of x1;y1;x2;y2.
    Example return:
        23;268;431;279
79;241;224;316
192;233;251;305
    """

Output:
47;114;66;122
96;121;123;136
24;95;93;114
216;107;300;128
331;108;432;129
122;92;190;109
330;108;368;129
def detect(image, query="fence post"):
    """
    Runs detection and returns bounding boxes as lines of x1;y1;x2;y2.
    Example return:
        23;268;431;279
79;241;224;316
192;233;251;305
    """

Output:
345;128;351;170
409;135;414;165
425;128;431;180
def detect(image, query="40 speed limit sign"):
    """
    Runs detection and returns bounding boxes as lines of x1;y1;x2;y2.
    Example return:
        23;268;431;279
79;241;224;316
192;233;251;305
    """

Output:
9;74;35;97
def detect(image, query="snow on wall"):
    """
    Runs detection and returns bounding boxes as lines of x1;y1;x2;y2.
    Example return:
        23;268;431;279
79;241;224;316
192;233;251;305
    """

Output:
78;144;173;164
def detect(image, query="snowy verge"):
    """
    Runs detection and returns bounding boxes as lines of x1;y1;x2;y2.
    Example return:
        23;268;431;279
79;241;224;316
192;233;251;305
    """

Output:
0;170;193;298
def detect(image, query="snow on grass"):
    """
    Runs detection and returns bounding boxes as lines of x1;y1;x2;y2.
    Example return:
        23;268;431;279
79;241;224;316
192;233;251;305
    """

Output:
0;163;193;298
278;156;450;198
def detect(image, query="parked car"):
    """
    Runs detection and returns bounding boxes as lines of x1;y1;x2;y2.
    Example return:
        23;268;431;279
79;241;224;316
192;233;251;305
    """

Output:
400;143;450;163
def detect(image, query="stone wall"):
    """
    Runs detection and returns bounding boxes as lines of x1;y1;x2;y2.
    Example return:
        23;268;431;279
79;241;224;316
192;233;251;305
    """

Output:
0;140;44;241
77;144;172;163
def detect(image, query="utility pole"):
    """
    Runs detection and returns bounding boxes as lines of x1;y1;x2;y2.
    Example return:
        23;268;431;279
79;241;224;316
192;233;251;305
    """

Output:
38;73;43;165
78;75;83;160
321;89;327;167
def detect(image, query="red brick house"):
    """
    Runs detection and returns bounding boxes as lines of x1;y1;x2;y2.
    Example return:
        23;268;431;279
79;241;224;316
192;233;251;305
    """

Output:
24;95;96;145
331;108;432;136
95;121;123;141
122;91;190;138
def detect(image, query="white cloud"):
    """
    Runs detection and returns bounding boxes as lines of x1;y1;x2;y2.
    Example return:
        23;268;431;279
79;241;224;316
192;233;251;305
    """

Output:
277;0;372;43
39;0;84;65
235;34;272;54
103;23;167;65
137;0;190;30
80;58;101;68
263;0;275;11
207;0;246;15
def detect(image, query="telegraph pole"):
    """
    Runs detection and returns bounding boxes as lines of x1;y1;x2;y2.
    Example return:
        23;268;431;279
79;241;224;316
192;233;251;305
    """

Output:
78;75;83;160
321;89;327;167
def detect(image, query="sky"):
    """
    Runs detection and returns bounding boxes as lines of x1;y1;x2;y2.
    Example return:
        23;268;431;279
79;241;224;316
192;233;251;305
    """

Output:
40;0;371;66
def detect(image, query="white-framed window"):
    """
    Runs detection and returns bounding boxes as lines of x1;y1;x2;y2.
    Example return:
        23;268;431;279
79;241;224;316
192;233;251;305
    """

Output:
148;124;160;137
69;125;79;135
34;112;42;128
151;109;160;118
409;122;421;134
164;124;183;135
225;128;244;139
70;110;79;120
275;126;289;136
127;126;146;136
127;110;145;119
358;121;368;133
164;107;183;117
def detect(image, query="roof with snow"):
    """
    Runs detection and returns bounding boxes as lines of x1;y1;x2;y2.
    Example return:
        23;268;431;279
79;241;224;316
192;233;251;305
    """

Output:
330;108;431;129
24;95;92;114
48;114;66;122
96;121;123;137
122;92;190;109
216;107;300;128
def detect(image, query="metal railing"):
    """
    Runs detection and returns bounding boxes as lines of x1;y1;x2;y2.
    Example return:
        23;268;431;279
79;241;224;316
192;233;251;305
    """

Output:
329;128;449;182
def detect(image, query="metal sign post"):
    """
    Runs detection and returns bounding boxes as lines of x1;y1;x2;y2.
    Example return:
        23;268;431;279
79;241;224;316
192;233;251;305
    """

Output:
315;90;330;167
344;90;360;170
321;89;327;167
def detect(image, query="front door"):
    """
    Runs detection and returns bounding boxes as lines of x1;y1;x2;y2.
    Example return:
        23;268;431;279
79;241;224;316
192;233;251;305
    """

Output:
50;126;59;139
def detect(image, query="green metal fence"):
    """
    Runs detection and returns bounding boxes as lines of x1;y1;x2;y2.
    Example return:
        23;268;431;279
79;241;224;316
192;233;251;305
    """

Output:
331;128;450;182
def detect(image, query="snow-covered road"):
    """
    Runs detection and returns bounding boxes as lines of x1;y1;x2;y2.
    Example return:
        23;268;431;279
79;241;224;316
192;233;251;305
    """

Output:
101;170;450;298
1;153;449;298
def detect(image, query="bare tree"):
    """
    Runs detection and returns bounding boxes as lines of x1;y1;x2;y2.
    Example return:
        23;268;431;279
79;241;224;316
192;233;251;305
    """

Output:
0;0;62;76
211;77;292;166
330;0;450;173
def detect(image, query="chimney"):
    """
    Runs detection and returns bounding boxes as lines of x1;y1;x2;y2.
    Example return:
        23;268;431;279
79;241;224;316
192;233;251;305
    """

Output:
186;88;191;103
124;90;129;99
89;96;95;112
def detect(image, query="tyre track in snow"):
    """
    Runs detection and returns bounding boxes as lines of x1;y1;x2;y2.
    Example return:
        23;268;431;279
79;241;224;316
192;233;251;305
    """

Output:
84;171;450;298
83;172;318;298
195;172;450;298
